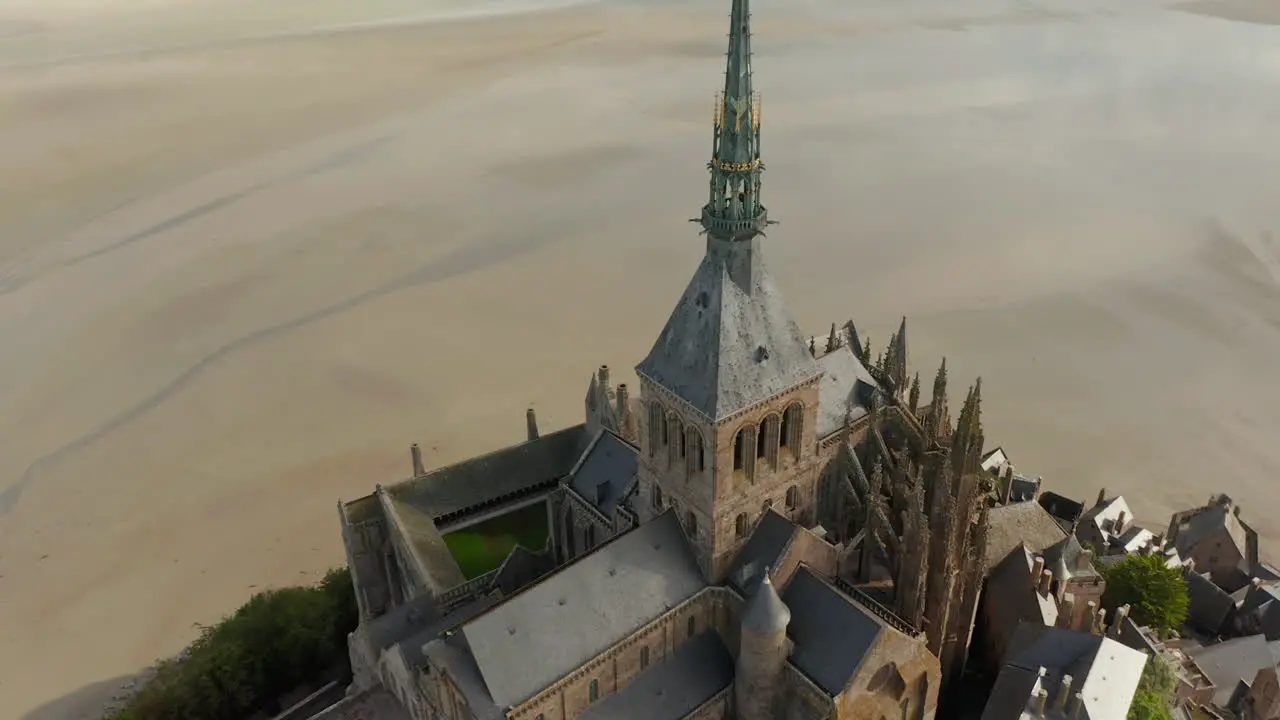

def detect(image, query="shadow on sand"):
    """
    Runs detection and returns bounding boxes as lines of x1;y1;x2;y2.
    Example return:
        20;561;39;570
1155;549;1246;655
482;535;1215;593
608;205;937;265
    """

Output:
21;672;151;720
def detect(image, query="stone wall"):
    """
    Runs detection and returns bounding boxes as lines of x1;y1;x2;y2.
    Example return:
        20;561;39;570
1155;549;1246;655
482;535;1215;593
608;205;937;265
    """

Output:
684;687;731;720
509;586;742;720
783;664;834;720
341;496;393;622
636;375;826;583
834;626;940;720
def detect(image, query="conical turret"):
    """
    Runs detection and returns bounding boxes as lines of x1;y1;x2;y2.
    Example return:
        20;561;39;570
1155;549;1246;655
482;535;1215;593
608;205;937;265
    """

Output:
742;574;791;632
736;573;791;720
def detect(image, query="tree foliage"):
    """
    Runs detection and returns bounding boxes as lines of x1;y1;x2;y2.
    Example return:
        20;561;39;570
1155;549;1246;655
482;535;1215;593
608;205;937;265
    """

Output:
1128;653;1176;720
1098;553;1190;633
107;567;358;720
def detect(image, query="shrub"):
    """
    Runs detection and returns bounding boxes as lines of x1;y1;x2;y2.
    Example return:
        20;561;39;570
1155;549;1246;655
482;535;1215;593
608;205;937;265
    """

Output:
1098;554;1190;633
107;567;357;720
1128;654;1176;720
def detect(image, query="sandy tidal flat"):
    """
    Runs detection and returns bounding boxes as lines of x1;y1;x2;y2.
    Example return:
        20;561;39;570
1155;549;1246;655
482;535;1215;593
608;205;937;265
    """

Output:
2;0;1280;717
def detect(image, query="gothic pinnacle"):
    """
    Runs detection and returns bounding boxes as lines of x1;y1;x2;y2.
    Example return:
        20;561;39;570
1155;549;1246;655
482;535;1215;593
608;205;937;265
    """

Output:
699;0;768;242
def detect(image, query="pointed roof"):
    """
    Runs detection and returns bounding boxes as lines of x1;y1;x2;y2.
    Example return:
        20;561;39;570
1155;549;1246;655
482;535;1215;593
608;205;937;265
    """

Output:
639;0;820;419
743;574;791;632
637;251;821;419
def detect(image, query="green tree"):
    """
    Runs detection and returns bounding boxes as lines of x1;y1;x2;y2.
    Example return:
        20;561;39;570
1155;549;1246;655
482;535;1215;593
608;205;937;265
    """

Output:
1099;554;1190;633
108;567;358;720
1128;654;1176;720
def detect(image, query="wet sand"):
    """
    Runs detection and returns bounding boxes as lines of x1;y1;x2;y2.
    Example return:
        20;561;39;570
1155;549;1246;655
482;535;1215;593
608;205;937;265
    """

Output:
2;0;1279;716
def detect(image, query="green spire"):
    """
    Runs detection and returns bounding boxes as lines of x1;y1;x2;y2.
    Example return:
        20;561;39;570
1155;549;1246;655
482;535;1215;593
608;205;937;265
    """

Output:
699;0;768;241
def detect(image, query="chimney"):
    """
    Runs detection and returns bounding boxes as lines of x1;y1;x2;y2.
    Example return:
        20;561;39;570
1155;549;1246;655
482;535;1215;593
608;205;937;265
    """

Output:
1110;604;1130;637
410;443;425;477
1067;691;1083;718
1030;668;1049;716
1094;607;1107;635
526;408;539;442
1081;601;1097;631
1096;487;1107;507
1059;593;1075;628
1077;549;1095;571
616;383;631;431
1033;686;1049;716
1116;510;1127;532
1055;675;1074;713
598;365;611;397
1032;556;1046;587
1038;569;1053;596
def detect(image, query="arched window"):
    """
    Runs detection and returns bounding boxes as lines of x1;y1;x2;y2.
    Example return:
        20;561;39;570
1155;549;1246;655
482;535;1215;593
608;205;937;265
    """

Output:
659;413;669;448
759;414;781;469
652;484;664;509
640;645;650;669
687;511;698;539
589;678;599;702
695;433;705;472
734;427;748;471
786;485;799;509
667;414;682;469
684;427;704;477
735;513;749;538
783;403;803;460
648;402;663;457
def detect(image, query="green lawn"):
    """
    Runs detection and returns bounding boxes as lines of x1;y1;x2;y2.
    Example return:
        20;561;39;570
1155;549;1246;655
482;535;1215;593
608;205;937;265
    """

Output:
443;502;549;579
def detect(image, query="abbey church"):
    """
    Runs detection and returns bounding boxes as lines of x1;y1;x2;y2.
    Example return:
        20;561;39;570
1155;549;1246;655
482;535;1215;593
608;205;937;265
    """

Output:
335;1;1000;717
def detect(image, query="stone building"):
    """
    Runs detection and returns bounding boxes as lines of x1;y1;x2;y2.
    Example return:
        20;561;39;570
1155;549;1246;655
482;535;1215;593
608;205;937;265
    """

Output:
980;621;1148;720
1167;494;1261;593
331;0;1003;717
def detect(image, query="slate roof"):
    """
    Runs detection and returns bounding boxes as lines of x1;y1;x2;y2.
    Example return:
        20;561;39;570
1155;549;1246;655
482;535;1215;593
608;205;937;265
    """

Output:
363;590;501;661
1171;503;1249;564
981;447;1011;473
744;575;791;632
782;566;885;696
979;663;1042;720
728;509;799;595
1038;492;1084;532
569;430;639;517
380;492;466;592
577;631;734;720
422;633;504;720
387;424;590;519
1188;634;1279;708
1042;535;1101;582
1255;562;1280;583
1078;496;1136;541
1114;525;1157;554
1184;570;1236;635
814;339;877;439
1008;475;1041;503
490;545;555;597
985;501;1068;573
987;545;1059;629
636;240;821;421
459;511;706;707
986;624;1147;720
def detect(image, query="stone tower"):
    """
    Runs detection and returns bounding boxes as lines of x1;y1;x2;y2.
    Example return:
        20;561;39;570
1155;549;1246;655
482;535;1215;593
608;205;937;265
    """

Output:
634;0;823;582
735;574;791;720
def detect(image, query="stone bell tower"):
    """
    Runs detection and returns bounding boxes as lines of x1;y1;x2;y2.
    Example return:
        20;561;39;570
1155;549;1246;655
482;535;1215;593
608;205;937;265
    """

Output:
634;0;824;583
